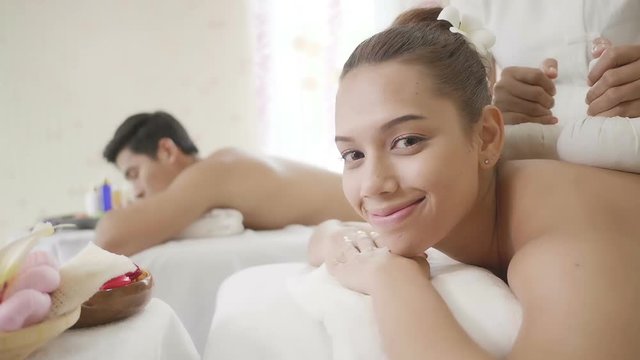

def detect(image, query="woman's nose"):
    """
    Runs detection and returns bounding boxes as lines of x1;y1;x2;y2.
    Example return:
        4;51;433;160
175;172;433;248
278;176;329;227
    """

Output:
360;156;398;198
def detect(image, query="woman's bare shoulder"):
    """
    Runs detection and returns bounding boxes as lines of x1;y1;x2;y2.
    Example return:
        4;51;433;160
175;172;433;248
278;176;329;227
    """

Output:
504;234;640;357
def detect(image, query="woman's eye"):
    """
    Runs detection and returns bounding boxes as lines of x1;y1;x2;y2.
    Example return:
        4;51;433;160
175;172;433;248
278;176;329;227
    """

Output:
341;150;364;162
392;135;425;149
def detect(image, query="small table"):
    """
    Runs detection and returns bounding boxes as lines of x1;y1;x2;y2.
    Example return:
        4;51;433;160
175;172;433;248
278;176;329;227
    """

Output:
28;298;200;360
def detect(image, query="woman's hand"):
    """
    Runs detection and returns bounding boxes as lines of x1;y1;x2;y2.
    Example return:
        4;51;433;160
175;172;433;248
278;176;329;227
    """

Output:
325;229;430;295
307;220;374;266
493;58;558;125
586;39;640;117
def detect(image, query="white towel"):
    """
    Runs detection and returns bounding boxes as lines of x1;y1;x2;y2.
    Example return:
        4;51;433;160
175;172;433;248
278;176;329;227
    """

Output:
288;248;522;359
176;209;244;239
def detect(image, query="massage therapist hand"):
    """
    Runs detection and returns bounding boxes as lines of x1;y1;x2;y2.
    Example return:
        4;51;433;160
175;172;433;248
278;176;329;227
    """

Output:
493;58;559;125
586;38;640;117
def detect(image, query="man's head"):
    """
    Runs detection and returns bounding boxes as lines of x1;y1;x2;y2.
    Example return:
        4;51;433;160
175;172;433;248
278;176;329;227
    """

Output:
103;111;199;199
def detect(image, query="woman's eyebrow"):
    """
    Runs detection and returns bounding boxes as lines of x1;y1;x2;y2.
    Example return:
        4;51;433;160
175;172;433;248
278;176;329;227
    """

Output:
380;114;426;131
335;114;427;143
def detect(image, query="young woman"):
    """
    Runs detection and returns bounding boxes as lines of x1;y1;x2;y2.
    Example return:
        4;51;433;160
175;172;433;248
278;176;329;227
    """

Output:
308;7;640;359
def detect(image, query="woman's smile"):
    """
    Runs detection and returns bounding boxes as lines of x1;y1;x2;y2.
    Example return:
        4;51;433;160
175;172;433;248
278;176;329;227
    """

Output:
366;196;426;230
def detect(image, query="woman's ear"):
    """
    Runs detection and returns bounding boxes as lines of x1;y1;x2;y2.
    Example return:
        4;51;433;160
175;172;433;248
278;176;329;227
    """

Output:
156;138;180;163
477;105;504;167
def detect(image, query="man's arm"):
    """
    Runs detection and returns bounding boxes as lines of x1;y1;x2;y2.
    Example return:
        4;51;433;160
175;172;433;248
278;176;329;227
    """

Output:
95;151;223;256
96;148;359;255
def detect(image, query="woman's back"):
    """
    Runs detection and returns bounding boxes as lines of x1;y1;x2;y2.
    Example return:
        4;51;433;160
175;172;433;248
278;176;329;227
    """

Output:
499;159;640;255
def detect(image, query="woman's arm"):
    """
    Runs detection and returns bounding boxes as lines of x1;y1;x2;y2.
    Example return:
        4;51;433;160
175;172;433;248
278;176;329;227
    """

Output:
370;258;494;360
333;235;640;359
506;236;640;359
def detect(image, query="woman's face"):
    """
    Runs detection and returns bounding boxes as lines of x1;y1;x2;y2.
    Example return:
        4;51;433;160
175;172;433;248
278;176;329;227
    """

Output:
335;61;483;256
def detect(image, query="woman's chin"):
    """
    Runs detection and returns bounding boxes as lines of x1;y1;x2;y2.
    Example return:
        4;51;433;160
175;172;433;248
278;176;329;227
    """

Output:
382;231;432;257
385;239;425;257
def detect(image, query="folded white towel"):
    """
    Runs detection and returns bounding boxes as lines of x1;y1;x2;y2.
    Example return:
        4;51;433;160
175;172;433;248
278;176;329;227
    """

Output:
288;248;522;359
176;209;244;239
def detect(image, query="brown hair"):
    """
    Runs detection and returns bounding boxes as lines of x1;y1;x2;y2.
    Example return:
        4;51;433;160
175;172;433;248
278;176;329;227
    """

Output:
341;7;491;125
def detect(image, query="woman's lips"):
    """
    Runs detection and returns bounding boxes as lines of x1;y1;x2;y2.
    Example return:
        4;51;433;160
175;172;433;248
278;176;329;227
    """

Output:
367;197;425;228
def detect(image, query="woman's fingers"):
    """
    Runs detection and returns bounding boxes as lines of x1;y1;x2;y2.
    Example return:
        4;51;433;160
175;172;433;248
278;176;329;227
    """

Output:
346;230;378;253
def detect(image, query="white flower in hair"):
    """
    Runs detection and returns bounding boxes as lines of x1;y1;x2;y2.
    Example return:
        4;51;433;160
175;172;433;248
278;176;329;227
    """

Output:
437;5;495;56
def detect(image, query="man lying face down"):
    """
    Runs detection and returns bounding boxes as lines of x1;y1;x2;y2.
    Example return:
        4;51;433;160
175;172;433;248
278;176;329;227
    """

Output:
95;111;359;255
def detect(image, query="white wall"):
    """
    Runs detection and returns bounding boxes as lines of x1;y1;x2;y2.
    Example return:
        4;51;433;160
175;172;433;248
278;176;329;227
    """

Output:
0;0;257;240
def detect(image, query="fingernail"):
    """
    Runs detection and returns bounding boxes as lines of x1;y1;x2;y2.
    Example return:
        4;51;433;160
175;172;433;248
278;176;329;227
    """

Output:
592;43;604;53
592;43;610;58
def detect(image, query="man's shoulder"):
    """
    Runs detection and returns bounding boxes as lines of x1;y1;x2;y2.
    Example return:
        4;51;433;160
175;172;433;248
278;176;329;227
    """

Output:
186;148;254;176
205;147;250;162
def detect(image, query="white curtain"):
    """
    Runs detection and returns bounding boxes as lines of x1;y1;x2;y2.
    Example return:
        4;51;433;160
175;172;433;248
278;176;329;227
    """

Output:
251;0;377;172
250;0;435;171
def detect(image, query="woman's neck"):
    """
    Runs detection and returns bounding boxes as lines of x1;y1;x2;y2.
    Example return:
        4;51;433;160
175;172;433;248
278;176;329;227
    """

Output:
434;169;508;278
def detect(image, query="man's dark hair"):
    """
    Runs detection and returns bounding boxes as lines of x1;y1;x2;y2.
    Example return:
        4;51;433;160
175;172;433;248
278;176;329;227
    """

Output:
103;111;199;163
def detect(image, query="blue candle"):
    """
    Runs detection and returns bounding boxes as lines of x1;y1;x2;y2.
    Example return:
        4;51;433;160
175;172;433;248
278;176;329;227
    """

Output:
101;180;112;212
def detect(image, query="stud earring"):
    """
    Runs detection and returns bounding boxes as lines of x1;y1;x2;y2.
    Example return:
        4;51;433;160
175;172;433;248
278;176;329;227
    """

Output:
483;159;490;165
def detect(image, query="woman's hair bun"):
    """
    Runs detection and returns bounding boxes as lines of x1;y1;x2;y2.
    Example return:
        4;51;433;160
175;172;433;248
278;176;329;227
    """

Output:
391;6;444;27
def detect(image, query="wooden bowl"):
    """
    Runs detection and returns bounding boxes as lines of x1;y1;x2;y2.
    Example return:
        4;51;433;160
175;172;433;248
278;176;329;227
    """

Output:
0;307;81;360
72;270;153;329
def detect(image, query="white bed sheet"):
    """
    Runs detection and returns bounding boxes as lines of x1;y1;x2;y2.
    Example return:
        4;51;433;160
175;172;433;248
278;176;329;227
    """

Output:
29;298;199;360
205;263;331;360
39;225;314;354
131;225;313;353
